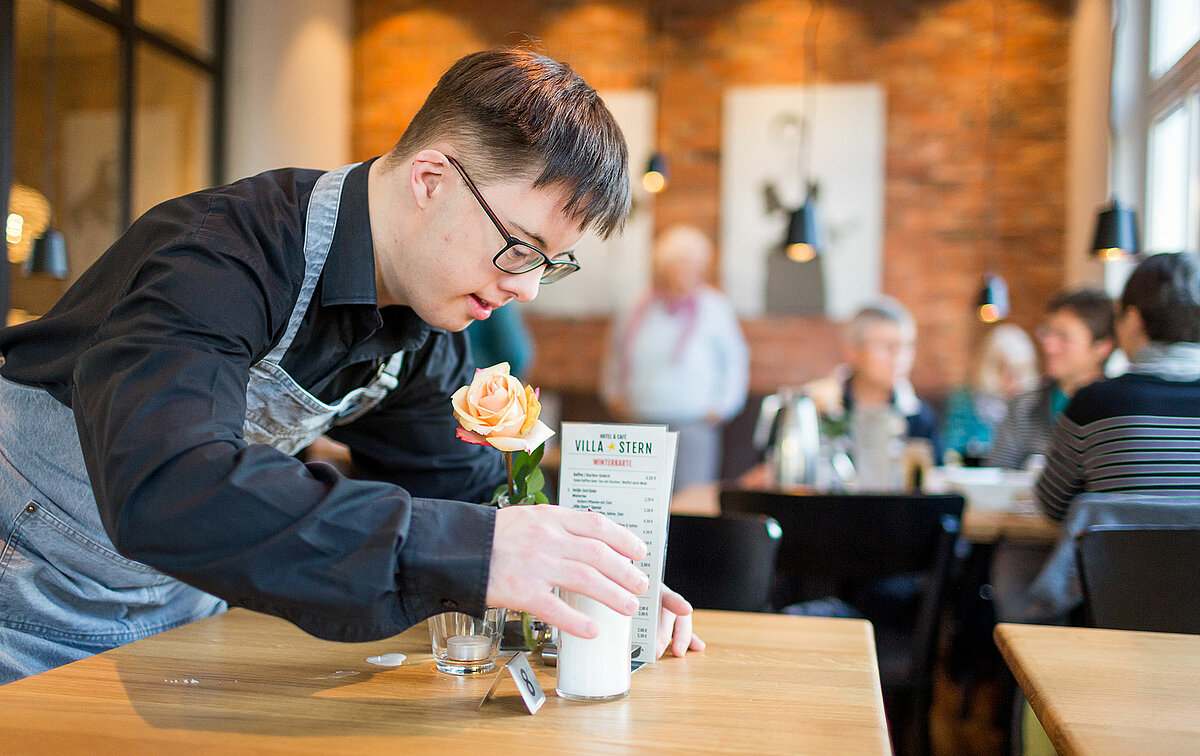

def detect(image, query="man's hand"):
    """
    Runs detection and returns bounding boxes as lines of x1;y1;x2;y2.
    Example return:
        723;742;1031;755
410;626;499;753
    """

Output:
486;505;650;638
656;584;706;658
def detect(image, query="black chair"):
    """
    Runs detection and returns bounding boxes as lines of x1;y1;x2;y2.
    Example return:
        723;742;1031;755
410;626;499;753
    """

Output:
720;489;965;756
1075;525;1200;634
663;513;782;612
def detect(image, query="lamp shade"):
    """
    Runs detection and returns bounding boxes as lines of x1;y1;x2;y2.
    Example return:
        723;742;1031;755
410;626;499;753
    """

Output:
642;153;669;194
1091;200;1139;261
977;272;1009;323
784;200;819;262
26;224;68;279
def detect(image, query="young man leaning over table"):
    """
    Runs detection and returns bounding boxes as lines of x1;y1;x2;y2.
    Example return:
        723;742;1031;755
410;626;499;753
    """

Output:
0;49;702;685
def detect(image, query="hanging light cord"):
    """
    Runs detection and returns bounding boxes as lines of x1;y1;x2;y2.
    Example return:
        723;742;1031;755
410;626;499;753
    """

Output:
799;0;824;198
43;2;57;221
983;0;1001;274
1105;0;1121;200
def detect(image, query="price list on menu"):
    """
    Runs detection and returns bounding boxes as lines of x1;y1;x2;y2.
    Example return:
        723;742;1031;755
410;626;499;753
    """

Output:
557;422;677;664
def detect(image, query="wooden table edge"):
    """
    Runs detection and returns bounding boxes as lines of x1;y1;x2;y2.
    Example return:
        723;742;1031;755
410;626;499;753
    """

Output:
993;623;1077;756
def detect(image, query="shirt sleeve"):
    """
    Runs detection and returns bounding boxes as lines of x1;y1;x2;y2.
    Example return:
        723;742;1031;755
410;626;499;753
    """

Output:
1035;409;1088;522
74;241;493;643
709;294;750;421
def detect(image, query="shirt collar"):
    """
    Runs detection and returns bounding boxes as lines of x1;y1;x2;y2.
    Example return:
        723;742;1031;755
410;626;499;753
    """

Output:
320;157;380;307
316;157;436;351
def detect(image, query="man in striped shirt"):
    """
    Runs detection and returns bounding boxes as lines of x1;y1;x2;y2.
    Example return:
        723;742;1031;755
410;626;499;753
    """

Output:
1036;252;1200;521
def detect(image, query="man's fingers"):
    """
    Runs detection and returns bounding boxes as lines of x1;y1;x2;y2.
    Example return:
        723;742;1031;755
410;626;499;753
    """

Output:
660;584;693;616
561;508;649;562
522;591;597;639
552;560;642;617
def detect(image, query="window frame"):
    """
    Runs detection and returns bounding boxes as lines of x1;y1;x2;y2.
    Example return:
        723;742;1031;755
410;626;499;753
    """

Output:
0;0;227;298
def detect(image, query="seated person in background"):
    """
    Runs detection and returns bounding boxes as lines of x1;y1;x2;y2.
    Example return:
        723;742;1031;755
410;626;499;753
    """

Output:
1037;252;1200;520
986;288;1115;470
941;324;1038;464
601;224;749;491
804;296;942;466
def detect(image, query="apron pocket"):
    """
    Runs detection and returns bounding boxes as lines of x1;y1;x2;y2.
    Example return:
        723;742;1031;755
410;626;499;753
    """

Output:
0;498;176;643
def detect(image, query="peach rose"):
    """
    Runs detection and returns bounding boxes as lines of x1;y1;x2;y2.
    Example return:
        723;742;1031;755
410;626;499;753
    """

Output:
451;363;555;453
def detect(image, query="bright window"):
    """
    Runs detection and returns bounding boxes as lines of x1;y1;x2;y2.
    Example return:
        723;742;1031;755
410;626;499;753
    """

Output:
1151;0;1200;77
1146;101;1194;252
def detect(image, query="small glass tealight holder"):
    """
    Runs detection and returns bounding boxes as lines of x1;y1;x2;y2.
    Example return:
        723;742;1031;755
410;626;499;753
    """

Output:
555;590;632;701
428;607;505;675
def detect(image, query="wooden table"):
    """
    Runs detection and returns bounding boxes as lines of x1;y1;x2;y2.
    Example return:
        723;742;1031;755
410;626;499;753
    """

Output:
995;623;1200;755
0;609;891;755
960;505;1059;545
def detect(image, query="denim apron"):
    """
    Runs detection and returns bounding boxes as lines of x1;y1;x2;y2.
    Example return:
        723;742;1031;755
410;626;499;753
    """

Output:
0;163;404;683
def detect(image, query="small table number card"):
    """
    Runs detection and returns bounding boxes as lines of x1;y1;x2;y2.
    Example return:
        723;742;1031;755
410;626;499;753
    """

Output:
478;652;546;714
557;423;677;665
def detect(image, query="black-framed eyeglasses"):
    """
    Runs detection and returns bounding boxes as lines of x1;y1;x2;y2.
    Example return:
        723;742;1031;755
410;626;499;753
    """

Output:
446;156;580;284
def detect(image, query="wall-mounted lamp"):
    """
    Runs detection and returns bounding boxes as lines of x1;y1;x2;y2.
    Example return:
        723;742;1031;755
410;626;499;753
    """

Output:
642;152;669;194
1091;199;1139;261
977;272;1009;323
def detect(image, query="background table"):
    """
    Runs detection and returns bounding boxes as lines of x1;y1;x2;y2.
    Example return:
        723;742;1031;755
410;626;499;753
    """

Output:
0;609;890;754
995;623;1200;755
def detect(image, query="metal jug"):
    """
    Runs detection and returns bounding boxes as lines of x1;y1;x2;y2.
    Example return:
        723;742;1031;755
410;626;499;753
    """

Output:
753;386;821;488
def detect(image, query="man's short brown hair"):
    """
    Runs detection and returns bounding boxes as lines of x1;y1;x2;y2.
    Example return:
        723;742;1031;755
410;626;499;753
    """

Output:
385;49;630;240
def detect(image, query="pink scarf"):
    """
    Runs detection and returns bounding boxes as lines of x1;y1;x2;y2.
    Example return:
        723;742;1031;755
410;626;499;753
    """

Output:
618;289;700;385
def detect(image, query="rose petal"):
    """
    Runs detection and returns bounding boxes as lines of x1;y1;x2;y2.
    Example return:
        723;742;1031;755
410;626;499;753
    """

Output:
518;385;541;436
455;427;491;447
523;419;555;451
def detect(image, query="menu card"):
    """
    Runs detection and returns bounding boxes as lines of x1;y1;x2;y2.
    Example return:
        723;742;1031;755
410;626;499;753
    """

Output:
557;422;677;665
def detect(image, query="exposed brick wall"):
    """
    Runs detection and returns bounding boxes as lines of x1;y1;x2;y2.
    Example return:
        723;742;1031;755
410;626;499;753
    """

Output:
354;0;1074;401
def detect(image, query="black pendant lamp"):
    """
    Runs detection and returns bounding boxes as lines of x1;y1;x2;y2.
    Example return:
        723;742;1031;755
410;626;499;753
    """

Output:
26;227;68;278
977;272;1009;323
784;197;820;263
1091;199;1139;261
27;2;68;279
642;153;669;194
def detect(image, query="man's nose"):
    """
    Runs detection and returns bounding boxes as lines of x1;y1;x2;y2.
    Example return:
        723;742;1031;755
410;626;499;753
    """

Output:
502;270;541;303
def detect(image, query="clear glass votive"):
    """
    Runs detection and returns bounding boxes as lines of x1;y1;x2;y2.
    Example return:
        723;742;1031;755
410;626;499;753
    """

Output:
428;607;505;675
555;590;632;701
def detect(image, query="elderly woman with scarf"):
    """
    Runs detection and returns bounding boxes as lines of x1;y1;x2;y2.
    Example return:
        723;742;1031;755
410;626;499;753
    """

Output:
601;225;749;491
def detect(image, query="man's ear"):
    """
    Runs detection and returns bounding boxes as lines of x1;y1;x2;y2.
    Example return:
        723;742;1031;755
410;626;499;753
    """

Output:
408;150;449;211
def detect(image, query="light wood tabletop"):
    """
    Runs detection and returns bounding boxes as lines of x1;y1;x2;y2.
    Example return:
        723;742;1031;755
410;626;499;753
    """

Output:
995;623;1200;755
960;505;1059;545
0;608;891;755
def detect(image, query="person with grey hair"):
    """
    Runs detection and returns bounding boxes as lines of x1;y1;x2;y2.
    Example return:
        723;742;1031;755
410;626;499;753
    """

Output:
804;296;942;467
602;224;749;491
0;49;702;684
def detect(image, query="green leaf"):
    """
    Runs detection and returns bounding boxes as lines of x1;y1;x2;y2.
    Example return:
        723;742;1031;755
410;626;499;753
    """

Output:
511;451;534;481
528;444;545;467
533;491;549;504
524;465;545;496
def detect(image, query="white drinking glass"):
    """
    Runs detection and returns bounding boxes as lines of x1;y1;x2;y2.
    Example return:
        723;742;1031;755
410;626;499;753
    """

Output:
555;590;632;701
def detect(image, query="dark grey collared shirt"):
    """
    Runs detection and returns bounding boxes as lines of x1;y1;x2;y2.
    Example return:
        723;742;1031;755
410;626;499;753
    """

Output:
0;159;504;641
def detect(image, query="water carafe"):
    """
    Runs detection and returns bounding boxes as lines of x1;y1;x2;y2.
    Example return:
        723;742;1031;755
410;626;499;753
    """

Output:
753;387;821;488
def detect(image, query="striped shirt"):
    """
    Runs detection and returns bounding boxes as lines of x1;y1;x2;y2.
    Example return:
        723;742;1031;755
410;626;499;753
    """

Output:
1036;373;1200;521
985;380;1064;470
